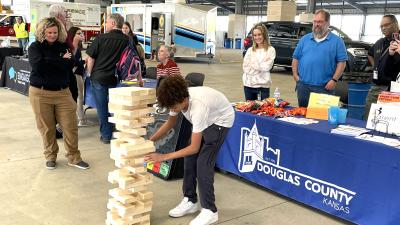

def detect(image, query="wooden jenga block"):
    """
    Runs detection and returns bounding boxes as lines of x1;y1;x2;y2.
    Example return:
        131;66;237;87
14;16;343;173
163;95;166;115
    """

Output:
109;170;153;189
125;166;146;174
113;132;141;139
109;188;136;204
109;188;153;205
107;198;152;218
115;127;147;136
108;97;156;107
120;141;154;156
106;211;150;225
111;153;145;168
111;137;146;147
109;117;148;128
109;94;155;101
137;191;153;201
109;86;156;97
137;116;155;124
128;185;148;193
115;125;147;135
111;145;147;159
109;107;155;118
109;103;150;112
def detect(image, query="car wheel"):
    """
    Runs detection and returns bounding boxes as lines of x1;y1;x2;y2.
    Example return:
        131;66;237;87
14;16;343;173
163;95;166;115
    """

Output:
284;67;292;72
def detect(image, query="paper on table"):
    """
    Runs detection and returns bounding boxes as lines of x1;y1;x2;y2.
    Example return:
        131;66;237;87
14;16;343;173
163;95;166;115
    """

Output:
331;125;370;137
356;134;400;148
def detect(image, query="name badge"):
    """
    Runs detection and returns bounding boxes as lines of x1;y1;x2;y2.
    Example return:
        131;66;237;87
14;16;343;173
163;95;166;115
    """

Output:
373;70;378;80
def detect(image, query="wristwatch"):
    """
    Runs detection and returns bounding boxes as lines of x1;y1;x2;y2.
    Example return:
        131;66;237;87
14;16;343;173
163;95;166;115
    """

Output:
331;78;338;82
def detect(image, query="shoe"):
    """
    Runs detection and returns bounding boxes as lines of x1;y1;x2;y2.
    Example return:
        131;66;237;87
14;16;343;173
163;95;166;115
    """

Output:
46;161;56;170
55;127;63;139
68;161;90;170
78;120;96;127
100;136;110;144
189;209;218;225
169;197;200;218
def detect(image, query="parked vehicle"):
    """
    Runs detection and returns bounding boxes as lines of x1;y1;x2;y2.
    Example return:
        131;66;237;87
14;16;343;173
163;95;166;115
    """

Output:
0;14;30;40
243;21;372;72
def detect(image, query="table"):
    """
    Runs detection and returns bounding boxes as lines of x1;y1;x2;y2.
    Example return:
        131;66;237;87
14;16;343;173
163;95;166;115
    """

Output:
216;111;400;225
0;56;31;96
84;78;158;109
0;47;23;68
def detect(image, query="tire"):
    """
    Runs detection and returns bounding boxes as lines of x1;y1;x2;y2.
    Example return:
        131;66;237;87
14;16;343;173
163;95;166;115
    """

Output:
284;67;292;72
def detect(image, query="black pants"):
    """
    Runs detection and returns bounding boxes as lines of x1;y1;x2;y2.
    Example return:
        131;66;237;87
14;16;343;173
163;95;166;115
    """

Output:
183;124;229;213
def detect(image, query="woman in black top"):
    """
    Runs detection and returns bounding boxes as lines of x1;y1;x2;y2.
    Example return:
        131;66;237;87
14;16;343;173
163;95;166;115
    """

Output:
28;17;89;170
67;26;94;127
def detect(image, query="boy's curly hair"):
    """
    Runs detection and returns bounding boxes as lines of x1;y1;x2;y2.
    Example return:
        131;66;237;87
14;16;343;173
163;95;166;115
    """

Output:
157;76;189;108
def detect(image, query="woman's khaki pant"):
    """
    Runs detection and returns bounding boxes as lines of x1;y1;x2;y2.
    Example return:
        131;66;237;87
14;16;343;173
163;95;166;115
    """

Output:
29;86;82;164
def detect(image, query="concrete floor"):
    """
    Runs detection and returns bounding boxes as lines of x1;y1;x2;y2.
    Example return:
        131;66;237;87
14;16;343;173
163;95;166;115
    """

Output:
0;49;349;225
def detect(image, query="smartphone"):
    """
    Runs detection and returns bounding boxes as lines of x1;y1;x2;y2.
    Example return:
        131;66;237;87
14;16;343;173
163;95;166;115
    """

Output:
392;32;399;41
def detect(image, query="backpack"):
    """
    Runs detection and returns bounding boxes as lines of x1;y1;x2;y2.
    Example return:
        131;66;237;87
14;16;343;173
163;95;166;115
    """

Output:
115;41;143;84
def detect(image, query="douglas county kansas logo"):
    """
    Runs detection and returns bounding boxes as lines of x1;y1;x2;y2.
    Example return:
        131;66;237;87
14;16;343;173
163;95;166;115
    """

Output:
238;122;356;214
8;67;15;80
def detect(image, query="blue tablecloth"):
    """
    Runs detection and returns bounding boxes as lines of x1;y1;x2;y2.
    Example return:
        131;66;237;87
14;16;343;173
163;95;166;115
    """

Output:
216;111;400;225
84;78;158;109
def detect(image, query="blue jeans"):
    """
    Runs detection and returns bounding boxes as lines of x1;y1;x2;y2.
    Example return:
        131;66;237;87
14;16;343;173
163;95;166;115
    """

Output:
296;81;334;107
17;38;28;52
244;86;270;101
90;81;116;140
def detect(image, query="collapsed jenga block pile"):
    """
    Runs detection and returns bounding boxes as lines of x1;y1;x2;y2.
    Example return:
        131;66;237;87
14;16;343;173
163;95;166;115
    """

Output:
106;87;157;225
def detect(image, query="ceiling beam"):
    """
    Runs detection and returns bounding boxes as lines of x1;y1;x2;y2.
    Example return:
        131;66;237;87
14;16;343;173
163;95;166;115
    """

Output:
343;0;367;13
200;0;235;12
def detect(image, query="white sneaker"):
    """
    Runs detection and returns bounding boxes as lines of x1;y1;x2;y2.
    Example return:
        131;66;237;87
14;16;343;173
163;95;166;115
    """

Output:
189;209;218;225
168;197;200;218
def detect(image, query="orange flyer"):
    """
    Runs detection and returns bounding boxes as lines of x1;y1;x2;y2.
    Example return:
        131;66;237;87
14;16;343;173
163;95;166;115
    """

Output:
378;92;400;104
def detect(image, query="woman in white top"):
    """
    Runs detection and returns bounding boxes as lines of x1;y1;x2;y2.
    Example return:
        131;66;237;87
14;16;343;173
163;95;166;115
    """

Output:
242;23;276;100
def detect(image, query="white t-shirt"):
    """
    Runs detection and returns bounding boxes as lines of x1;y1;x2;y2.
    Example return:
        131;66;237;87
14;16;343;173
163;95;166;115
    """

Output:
169;87;235;133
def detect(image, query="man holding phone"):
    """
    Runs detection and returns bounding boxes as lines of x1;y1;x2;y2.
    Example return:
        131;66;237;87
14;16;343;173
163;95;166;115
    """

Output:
365;15;400;118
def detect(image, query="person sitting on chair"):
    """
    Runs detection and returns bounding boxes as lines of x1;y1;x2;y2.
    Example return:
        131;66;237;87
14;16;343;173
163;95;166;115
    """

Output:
156;44;181;79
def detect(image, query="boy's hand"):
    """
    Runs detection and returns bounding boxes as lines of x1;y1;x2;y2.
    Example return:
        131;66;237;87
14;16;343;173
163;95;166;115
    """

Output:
145;152;165;163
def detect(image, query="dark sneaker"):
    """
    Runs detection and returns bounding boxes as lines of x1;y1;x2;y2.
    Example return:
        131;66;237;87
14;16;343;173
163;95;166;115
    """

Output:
68;161;90;170
46;161;56;170
100;136;110;144
56;127;63;139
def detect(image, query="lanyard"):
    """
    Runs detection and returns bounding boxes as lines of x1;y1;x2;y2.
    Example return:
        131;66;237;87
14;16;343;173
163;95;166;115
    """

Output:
376;40;389;70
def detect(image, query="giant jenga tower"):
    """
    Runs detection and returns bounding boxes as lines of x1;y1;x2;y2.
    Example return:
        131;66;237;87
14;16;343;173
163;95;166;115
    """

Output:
106;87;157;225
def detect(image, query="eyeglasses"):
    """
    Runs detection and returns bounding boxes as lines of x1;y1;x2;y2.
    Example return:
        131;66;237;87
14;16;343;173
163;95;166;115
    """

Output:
76;32;84;36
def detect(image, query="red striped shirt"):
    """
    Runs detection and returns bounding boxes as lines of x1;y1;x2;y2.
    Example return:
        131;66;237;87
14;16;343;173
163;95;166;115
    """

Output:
157;59;181;79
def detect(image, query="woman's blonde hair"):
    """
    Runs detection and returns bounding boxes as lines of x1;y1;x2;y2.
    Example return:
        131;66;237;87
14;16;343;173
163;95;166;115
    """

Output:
251;23;271;52
34;17;67;43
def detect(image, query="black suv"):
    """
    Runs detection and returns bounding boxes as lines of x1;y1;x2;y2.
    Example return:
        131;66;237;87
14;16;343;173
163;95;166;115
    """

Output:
243;21;372;72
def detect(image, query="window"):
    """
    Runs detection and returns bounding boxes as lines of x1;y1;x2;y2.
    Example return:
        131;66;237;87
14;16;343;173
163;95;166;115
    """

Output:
275;25;298;38
1;16;12;26
267;24;279;37
299;26;312;38
330;26;351;40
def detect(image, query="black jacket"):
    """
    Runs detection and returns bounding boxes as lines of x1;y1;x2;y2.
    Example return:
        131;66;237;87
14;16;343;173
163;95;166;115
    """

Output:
28;41;75;90
368;37;400;86
86;29;129;85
